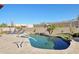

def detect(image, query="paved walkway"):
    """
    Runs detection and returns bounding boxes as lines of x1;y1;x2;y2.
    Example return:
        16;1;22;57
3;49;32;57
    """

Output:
0;34;79;54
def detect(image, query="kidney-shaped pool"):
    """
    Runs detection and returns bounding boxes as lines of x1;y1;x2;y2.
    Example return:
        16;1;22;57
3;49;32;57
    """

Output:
29;34;71;50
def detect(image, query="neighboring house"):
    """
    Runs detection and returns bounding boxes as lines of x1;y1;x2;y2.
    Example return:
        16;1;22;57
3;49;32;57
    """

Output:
7;24;33;28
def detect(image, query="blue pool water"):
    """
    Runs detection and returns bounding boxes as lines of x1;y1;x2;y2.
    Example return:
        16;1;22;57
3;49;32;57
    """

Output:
29;34;70;50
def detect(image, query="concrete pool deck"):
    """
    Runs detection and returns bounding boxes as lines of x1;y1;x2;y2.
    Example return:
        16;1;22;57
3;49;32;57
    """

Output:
0;34;79;54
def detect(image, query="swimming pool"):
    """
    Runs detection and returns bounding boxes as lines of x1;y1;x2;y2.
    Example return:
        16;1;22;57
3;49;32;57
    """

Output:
29;34;71;50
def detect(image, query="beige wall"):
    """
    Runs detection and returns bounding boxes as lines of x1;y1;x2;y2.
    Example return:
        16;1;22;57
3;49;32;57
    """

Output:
33;27;79;35
0;26;79;35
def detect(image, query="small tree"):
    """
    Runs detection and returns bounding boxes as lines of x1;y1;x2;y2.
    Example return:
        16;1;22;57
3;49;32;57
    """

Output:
76;16;79;20
0;23;7;27
69;19;74;34
11;21;14;27
47;25;55;35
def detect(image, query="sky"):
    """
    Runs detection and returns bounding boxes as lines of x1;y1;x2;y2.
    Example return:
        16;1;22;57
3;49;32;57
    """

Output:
0;4;79;24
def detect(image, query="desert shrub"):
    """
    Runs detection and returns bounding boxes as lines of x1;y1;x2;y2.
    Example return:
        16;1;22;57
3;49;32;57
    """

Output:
57;33;73;40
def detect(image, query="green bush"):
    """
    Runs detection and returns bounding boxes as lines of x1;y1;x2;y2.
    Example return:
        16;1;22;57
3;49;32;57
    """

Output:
57;33;73;40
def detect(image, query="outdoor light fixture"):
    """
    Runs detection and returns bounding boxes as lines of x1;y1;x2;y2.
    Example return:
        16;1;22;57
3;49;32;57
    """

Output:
0;4;3;9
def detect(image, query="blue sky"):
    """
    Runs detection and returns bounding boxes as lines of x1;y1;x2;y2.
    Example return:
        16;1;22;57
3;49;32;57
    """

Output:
0;4;79;24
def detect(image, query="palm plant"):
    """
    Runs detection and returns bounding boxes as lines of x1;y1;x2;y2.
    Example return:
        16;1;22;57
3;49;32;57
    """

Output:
47;25;55;35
